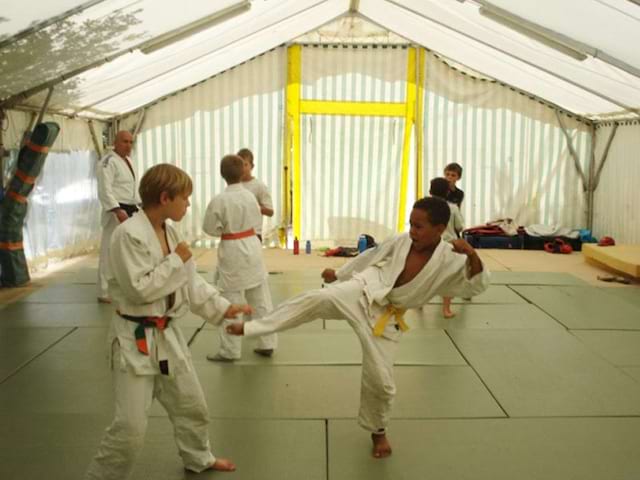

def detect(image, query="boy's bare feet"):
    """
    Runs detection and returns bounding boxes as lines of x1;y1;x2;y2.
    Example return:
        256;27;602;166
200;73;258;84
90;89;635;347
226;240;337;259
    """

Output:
443;308;456;319
210;458;236;472
371;432;392;458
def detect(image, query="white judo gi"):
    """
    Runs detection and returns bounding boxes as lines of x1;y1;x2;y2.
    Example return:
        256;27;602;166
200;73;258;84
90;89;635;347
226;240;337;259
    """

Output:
443;201;464;242
85;212;231;480
202;184;277;359
244;233;490;432
96;150;140;299
242;177;273;237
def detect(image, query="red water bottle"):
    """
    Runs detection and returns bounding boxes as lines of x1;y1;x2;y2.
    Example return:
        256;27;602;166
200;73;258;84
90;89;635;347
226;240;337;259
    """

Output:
293;236;299;255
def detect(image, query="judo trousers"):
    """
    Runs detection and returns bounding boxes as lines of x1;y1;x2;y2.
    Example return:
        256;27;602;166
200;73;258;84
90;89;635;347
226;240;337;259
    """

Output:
218;281;278;359
85;344;215;480
97;215;119;299
245;279;399;432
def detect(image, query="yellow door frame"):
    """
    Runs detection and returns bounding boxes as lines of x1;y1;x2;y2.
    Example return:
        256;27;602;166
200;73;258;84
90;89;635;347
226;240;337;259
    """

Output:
283;45;425;239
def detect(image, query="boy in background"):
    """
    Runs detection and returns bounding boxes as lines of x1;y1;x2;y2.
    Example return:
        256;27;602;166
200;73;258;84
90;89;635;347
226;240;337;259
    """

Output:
430;177;465;318
444;162;464;208
203;154;277;361
238;148;273;242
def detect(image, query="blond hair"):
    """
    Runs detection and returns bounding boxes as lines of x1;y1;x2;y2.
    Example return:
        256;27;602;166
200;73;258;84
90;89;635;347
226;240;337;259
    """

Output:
139;163;193;207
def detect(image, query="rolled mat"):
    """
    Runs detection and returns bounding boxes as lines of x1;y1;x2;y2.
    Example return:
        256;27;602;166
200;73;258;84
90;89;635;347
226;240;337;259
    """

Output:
0;122;60;287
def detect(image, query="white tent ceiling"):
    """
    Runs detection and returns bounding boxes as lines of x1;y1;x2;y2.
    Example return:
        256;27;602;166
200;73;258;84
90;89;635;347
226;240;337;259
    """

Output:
1;0;639;121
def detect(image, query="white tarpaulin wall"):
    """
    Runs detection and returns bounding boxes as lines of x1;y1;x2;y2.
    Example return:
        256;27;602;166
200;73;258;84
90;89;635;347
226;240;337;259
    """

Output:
1;110;105;264
593;122;640;244
422;51;592;230
300;45;407;242
118;43;595;245
120;48;285;246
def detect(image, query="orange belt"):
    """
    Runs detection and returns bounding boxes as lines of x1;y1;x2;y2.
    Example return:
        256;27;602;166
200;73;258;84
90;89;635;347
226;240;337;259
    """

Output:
221;228;256;240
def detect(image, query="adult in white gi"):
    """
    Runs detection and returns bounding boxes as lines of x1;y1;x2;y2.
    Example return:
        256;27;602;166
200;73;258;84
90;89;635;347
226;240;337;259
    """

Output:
85;164;244;479
227;197;489;458
202;154;277;361
96;131;140;303
238;148;274;241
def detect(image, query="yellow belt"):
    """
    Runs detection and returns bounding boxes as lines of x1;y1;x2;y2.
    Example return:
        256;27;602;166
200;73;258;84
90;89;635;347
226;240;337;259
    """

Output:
373;305;409;337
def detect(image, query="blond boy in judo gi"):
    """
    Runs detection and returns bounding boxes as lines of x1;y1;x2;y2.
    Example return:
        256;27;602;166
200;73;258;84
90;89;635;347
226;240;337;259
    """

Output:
85;164;250;479
227;196;489;458
202;154;277;361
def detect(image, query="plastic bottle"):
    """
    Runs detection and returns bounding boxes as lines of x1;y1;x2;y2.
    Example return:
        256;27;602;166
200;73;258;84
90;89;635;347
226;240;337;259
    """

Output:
305;240;311;254
293;236;299;255
357;234;367;254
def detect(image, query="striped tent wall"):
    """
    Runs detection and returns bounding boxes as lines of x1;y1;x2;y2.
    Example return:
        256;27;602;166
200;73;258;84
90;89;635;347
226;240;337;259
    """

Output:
127;48;285;245
593;122;640;243
299;45;408;243
421;51;592;231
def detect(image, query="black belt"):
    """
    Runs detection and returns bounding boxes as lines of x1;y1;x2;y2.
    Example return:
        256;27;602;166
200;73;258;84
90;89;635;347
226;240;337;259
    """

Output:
118;203;139;217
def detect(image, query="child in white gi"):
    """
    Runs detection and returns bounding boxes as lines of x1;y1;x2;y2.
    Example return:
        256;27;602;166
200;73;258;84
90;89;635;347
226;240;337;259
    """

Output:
85;164;250;479
202;154;277;361
430;177;465;318
227;196;489;458
237;148;273;243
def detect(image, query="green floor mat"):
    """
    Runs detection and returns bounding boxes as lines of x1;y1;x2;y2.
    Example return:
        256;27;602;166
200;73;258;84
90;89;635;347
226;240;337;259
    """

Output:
572;330;640;366
490;271;587;285
0;302;112;327
194;364;503;419
190;329;467;366
512;285;640;330
448;328;640;417
0;327;74;382
428;285;526;304
328;418;640;480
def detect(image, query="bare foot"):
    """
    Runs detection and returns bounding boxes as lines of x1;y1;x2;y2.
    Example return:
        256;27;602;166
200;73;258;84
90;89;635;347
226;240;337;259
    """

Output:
371;432;392;458
97;297;112;304
210;458;236;472
443;309;456;319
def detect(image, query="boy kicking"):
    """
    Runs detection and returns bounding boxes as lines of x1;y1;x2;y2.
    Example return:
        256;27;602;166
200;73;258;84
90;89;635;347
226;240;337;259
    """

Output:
226;196;489;458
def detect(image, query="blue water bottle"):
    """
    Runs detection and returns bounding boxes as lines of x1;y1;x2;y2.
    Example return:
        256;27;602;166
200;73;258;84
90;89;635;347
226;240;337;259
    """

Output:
357;234;367;254
305;240;311;254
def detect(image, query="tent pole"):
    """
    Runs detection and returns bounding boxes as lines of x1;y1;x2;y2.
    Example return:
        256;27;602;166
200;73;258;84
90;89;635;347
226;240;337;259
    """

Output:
592;123;618;191
20;112;38;148
587;123;618;230
132;109;146;143
587;125;597;231
87;120;103;158
555;111;588;191
35;87;55;127
556;110;592;228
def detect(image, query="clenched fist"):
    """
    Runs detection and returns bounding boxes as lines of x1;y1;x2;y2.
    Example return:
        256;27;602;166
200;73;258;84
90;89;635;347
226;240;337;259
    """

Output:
175;242;192;263
321;268;337;283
